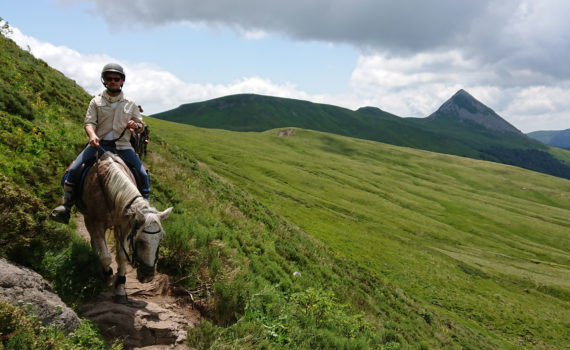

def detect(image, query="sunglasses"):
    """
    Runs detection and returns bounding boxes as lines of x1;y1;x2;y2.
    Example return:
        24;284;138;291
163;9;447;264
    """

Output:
104;77;123;82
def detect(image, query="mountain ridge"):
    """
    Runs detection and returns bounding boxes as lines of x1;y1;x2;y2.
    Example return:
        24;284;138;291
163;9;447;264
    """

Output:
152;90;570;180
528;128;570;150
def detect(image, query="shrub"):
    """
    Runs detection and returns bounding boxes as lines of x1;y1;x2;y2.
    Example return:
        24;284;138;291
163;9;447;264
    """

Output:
0;174;70;269
186;320;221;350
0;301;117;349
40;238;108;306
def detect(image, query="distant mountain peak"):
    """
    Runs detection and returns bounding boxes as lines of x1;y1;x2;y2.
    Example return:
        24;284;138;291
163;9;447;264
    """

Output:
429;89;521;134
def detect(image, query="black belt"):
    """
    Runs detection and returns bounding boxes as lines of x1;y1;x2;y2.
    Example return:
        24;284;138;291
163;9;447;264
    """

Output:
99;140;116;147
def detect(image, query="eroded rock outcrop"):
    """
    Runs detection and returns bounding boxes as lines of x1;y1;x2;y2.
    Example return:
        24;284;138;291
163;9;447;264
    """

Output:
0;258;80;333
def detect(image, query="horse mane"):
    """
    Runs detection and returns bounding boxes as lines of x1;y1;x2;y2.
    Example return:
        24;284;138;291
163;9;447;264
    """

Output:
99;153;144;213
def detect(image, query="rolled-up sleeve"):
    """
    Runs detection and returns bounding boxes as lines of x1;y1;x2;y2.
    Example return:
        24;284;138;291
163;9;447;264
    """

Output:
83;99;98;128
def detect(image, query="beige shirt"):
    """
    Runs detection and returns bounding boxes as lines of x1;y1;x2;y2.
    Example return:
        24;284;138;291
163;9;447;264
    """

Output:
83;91;144;150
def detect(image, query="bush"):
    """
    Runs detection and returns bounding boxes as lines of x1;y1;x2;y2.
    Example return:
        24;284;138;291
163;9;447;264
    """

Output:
0;174;70;269
242;286;379;348
186;320;221;350
40;238;108;306
0;301;118;350
0;79;34;120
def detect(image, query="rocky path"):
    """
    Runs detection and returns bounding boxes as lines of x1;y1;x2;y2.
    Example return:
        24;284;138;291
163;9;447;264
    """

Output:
75;215;200;350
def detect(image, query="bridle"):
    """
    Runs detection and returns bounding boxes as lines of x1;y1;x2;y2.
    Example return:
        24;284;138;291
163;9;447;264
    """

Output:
120;202;163;272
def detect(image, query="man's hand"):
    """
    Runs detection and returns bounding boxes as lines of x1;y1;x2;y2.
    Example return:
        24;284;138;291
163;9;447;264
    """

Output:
88;134;100;148
126;120;140;130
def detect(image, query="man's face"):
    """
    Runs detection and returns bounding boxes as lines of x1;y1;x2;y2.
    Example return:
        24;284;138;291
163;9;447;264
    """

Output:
103;73;124;92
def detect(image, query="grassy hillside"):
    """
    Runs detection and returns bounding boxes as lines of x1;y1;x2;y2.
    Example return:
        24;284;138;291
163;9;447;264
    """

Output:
0;27;92;266
149;118;570;349
0;26;122;349
152;93;570;181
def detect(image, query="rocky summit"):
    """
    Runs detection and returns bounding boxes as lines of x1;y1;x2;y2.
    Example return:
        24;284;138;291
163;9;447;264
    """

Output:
429;89;521;133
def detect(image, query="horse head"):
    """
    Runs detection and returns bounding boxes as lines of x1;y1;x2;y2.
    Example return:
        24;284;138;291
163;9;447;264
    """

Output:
132;206;172;283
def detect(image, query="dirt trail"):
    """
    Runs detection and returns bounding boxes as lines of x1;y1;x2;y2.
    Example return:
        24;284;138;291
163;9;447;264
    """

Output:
75;214;200;350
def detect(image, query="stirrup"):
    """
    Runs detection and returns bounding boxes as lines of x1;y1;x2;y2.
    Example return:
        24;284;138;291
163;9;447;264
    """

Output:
50;205;71;224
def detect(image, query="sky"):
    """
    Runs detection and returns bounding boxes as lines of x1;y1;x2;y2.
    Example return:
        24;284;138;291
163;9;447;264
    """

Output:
1;0;569;133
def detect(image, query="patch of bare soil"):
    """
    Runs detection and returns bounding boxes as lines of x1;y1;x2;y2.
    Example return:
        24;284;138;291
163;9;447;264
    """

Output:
76;215;201;350
278;128;295;136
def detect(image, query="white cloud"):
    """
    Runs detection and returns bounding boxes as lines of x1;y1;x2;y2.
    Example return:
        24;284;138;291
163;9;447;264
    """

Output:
240;28;269;40
7;23;570;133
8;27;112;94
501;86;570;131
347;50;570;132
65;0;569;80
6;26;327;115
348;51;478;117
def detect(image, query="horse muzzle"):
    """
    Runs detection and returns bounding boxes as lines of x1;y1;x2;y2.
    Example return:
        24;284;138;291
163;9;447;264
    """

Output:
136;264;155;283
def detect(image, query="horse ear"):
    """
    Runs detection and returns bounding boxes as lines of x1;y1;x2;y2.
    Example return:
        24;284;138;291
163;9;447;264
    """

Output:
158;207;173;221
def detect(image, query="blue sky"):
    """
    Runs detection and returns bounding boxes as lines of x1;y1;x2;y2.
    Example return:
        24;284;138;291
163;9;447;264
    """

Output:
1;0;570;133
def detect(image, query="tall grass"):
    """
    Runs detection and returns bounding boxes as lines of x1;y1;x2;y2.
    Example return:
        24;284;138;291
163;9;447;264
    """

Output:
148;119;570;349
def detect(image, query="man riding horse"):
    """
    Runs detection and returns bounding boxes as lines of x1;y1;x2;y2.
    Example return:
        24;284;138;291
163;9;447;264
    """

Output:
51;63;150;224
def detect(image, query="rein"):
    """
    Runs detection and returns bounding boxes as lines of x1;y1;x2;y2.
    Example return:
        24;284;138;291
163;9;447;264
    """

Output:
112;127;128;143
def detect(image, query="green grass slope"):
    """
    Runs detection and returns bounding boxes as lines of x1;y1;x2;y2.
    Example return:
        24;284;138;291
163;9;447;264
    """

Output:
149;118;570;349
0;25;120;349
152;93;570;181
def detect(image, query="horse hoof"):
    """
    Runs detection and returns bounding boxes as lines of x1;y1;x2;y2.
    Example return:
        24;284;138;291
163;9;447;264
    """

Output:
114;295;128;304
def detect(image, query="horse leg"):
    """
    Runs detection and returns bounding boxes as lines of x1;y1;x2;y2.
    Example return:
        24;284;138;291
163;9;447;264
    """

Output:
113;232;129;304
84;217;113;276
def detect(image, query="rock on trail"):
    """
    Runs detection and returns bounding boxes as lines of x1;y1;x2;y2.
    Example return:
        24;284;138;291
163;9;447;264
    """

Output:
76;214;200;350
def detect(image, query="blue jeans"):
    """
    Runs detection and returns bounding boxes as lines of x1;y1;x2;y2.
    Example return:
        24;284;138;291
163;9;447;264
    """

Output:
67;144;150;199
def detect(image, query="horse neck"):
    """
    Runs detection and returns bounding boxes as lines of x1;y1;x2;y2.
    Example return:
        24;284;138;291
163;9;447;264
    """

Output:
100;156;142;213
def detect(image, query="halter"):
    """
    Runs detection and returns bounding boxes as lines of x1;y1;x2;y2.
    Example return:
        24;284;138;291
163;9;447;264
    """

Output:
119;202;162;271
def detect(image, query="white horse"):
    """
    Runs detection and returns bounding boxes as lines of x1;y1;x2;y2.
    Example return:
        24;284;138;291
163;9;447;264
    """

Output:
80;152;172;303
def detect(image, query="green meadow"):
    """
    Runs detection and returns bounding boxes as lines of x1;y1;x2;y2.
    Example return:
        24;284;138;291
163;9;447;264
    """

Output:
149;118;570;349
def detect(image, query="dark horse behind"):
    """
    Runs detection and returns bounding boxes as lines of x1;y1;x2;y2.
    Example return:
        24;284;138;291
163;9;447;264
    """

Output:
81;151;172;303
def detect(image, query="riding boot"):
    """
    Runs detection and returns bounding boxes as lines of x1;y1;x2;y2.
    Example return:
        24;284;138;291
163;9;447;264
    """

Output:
50;184;75;224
